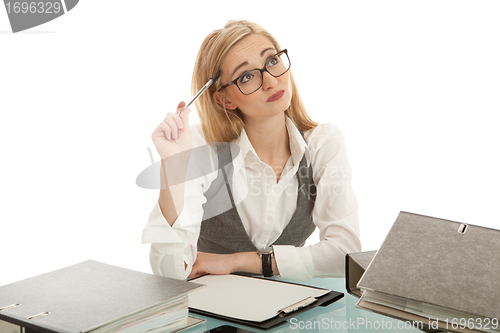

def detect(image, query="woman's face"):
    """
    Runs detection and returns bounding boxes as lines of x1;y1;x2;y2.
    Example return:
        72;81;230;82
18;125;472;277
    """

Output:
214;34;292;122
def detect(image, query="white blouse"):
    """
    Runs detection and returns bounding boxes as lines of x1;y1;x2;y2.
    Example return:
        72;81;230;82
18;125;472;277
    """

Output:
142;117;361;281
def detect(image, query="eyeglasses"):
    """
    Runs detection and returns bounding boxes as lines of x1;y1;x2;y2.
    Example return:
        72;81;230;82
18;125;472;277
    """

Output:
217;49;290;95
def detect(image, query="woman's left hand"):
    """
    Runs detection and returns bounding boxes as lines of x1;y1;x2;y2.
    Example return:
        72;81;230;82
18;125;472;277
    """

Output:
189;252;236;278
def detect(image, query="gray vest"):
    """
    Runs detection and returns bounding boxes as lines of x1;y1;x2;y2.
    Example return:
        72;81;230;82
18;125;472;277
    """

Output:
198;140;316;254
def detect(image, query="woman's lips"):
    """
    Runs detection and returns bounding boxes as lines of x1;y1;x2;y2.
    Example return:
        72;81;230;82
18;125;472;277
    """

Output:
266;90;285;102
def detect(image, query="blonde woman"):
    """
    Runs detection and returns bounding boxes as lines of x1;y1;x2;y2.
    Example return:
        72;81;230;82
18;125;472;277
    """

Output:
142;20;361;281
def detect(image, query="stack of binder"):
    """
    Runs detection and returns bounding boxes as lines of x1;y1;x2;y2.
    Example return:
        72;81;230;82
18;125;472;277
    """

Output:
352;212;500;333
0;260;203;333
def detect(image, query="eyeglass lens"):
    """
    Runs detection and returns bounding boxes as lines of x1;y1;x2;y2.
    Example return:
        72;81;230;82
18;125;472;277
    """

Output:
237;52;290;95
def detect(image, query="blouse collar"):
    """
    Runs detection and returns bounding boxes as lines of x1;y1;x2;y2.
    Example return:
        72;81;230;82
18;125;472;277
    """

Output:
234;116;311;168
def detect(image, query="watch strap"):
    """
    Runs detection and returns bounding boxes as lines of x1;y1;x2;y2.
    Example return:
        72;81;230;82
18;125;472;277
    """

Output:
261;252;273;277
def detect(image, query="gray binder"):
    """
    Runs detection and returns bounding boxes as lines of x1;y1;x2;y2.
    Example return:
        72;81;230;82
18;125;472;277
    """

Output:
345;251;377;298
356;211;500;332
0;260;203;333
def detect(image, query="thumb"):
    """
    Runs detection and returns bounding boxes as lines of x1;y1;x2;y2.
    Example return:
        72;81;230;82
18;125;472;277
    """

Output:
175;101;191;128
176;101;186;110
179;107;191;127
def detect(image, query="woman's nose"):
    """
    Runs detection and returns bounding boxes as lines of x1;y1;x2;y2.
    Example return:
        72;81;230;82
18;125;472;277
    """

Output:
262;71;278;90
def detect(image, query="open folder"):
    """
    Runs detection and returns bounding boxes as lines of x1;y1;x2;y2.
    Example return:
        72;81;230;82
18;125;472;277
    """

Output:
356;212;500;333
188;274;343;329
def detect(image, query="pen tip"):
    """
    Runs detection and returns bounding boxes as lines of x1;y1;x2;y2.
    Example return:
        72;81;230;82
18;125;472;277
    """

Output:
211;71;221;82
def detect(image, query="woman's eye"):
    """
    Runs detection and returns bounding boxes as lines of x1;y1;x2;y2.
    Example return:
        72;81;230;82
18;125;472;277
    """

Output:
238;72;254;84
267;56;279;67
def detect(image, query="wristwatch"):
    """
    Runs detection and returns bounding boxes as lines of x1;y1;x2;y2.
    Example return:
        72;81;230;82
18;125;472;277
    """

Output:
258;247;274;277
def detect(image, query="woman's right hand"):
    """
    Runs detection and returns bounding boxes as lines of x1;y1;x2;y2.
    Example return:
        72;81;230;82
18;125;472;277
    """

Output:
151;101;193;160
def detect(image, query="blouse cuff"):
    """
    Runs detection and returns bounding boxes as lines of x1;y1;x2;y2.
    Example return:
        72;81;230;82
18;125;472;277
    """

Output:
142;201;193;244
273;245;313;281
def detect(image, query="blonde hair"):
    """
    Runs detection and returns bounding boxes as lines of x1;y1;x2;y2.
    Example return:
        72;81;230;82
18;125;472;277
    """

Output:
191;20;317;144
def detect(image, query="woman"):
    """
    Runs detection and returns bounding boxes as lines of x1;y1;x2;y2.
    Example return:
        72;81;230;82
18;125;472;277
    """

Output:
142;20;361;281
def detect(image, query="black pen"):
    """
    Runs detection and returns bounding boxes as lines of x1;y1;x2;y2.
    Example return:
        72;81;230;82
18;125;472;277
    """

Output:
178;71;221;116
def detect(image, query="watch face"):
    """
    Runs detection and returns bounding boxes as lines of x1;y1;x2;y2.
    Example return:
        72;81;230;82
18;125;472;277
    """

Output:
260;247;273;254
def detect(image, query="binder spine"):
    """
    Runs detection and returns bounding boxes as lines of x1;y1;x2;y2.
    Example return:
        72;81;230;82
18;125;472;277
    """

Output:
0;304;23;333
0;312;54;333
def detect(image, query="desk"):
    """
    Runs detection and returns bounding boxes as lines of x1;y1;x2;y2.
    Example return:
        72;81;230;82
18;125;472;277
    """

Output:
187;277;423;333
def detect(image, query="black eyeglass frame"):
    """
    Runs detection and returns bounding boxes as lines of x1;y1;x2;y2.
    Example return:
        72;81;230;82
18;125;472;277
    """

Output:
216;49;290;95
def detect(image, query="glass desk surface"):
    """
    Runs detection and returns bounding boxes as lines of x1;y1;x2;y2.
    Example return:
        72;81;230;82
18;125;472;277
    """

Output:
185;277;423;333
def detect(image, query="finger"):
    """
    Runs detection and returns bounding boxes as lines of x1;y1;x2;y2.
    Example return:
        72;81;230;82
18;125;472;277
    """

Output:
151;123;163;140
158;121;172;141
178;108;191;128
167;111;185;131
151;121;170;140
175;101;191;128
162;116;179;140
189;265;204;279
171;101;185;118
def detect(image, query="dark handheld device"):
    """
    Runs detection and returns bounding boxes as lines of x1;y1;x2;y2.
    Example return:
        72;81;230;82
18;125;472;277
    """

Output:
204;325;256;333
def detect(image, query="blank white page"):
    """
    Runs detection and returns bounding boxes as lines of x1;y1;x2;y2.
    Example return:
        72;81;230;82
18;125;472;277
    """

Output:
188;275;329;322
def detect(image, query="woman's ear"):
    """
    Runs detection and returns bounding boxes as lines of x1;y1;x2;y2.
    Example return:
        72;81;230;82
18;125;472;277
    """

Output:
212;91;237;110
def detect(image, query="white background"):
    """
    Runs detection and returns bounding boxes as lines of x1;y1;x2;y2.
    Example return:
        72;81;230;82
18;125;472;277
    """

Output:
1;0;499;286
